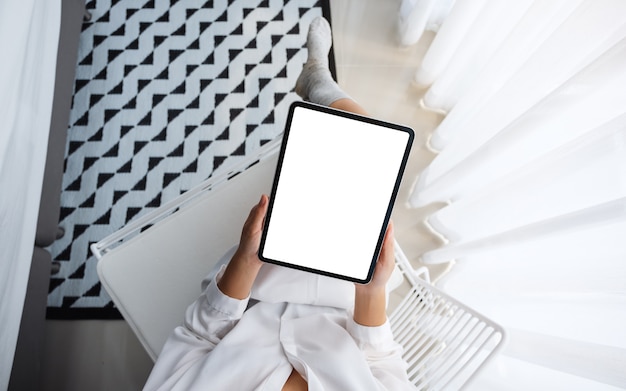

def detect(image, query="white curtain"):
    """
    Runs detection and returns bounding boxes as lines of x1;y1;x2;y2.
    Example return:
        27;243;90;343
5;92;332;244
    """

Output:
405;0;626;389
0;1;61;389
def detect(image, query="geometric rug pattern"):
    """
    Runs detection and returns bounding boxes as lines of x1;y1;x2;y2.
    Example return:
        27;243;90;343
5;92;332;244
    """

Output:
47;0;331;319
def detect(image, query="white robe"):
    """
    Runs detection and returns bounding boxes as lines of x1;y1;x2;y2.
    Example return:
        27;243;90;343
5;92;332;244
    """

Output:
144;248;415;390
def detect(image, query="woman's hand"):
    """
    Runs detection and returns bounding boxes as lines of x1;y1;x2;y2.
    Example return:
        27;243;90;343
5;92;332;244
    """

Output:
353;221;395;327
217;195;269;299
233;194;269;267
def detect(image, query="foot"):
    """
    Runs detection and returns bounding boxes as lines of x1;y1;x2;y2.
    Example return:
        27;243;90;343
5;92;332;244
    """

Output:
304;16;332;68
295;17;349;106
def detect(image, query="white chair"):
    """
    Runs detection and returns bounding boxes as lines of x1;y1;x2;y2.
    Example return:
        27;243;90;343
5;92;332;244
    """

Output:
93;137;506;390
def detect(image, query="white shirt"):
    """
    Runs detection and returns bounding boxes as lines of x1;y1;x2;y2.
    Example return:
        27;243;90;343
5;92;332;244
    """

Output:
144;250;415;390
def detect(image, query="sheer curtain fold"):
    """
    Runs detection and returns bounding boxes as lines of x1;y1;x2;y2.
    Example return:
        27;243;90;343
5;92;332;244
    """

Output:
411;37;626;207
0;0;61;388
414;0;626;173
423;0;583;148
420;0;535;112
503;329;626;388
414;0;486;87
423;198;626;265
405;0;626;388
426;113;626;243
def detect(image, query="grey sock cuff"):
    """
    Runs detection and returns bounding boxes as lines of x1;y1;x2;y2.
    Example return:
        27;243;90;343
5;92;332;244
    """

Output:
296;65;350;107
308;80;350;107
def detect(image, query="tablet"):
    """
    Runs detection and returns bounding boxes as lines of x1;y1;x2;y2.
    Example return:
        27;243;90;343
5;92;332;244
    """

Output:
258;101;414;284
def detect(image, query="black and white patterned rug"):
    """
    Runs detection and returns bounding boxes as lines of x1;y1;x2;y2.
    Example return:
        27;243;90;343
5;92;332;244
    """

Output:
47;0;333;319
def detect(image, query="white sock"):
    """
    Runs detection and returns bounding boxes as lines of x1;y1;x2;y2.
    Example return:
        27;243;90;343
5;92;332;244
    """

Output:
295;17;350;106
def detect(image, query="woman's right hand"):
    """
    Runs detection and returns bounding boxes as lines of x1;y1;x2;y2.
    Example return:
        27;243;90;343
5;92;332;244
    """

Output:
217;195;269;299
233;194;269;268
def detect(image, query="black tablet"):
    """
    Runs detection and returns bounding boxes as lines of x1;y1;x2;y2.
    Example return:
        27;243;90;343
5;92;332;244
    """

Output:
258;101;414;284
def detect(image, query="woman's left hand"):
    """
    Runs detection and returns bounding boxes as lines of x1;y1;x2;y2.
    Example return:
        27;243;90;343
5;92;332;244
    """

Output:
358;221;395;293
353;221;395;326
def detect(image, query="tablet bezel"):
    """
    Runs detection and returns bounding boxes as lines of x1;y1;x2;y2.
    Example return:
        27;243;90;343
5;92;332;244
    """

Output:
258;101;414;284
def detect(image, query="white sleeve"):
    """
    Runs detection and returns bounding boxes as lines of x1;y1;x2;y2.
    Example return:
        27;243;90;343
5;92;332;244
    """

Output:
346;315;416;390
143;266;249;391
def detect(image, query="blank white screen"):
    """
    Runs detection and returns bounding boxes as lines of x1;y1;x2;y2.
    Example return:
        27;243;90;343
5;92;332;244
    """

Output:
261;105;411;281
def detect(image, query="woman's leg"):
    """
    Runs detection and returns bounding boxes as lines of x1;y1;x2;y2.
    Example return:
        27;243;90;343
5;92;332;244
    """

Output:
295;17;369;117
328;98;369;116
